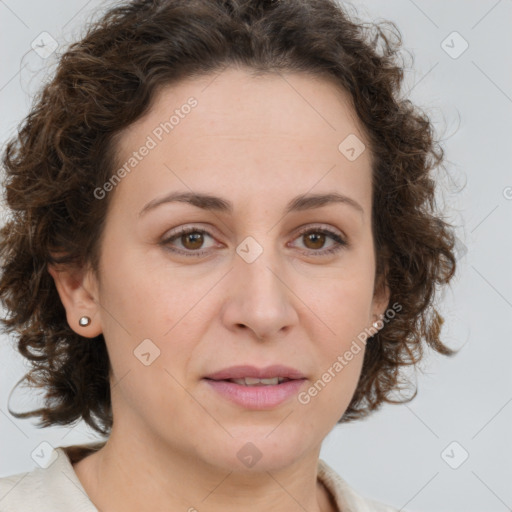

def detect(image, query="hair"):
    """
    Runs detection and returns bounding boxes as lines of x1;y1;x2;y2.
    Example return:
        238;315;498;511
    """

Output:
0;0;458;436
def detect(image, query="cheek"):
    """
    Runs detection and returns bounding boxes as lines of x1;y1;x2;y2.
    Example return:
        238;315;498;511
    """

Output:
293;274;373;421
96;247;210;385
297;257;376;342
98;243;184;335
297;347;365;432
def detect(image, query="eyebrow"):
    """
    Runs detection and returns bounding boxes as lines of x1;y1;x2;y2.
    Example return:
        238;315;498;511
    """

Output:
138;191;364;218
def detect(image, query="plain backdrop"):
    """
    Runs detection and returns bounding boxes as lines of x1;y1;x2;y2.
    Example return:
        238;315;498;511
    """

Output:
0;1;511;511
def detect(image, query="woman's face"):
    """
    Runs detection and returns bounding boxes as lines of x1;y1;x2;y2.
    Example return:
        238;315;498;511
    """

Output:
82;67;389;471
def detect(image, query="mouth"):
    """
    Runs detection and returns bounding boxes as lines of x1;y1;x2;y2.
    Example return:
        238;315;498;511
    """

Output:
217;376;292;386
203;365;307;409
204;364;306;382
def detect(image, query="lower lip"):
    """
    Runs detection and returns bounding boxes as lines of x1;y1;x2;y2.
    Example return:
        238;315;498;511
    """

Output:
204;378;306;410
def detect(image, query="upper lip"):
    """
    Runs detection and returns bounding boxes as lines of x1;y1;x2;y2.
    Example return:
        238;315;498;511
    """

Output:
204;365;305;381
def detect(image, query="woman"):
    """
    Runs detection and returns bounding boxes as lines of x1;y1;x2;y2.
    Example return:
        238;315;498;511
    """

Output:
0;0;458;510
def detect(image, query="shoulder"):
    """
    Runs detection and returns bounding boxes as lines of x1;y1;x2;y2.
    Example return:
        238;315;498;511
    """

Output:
318;459;402;512
0;446;100;512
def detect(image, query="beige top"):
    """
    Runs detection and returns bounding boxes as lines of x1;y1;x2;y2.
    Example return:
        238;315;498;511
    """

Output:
0;443;400;511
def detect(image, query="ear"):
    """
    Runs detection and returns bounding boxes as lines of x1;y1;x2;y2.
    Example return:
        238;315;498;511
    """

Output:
47;262;103;338
369;265;391;329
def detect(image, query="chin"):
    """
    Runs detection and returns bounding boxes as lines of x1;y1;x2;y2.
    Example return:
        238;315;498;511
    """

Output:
199;426;316;473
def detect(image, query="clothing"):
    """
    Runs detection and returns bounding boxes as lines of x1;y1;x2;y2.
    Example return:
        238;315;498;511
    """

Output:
0;442;400;511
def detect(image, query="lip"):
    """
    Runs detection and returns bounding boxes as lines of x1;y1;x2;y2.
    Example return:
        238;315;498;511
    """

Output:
204;379;306;410
203;365;307;410
204;364;306;380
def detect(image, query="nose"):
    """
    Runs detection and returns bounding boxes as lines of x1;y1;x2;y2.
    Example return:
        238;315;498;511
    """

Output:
220;245;299;341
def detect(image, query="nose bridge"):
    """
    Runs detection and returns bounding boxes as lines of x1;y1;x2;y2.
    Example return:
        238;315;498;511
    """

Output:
222;234;298;338
236;235;284;306
240;242;282;302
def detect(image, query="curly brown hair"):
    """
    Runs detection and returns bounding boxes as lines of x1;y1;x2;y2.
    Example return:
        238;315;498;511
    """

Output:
0;0;458;436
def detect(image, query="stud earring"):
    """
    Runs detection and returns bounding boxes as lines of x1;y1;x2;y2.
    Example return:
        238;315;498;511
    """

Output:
79;316;91;327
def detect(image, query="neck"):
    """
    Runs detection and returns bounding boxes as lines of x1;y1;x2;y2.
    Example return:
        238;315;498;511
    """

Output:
72;426;336;512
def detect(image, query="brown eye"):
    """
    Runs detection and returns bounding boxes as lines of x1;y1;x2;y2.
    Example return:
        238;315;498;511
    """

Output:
161;227;216;257
291;227;348;256
161;225;347;259
180;231;205;250
302;232;327;250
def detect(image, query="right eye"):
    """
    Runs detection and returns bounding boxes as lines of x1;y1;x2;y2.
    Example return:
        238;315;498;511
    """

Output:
160;226;219;257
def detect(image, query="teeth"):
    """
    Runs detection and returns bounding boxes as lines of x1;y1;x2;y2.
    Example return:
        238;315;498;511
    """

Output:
230;377;288;386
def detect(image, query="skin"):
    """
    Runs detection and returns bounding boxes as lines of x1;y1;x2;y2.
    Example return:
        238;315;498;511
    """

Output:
49;66;390;512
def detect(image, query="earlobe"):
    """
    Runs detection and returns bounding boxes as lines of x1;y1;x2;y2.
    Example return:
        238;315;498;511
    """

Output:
47;263;103;338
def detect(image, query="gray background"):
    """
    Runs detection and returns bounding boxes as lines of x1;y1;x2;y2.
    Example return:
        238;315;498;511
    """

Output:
1;1;511;511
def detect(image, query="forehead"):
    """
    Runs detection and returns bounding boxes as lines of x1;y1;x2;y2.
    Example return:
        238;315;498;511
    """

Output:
110;67;373;215
145;68;358;126
118;66;368;153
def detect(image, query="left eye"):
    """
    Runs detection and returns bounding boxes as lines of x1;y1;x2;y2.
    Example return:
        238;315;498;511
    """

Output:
291;227;347;255
161;226;347;257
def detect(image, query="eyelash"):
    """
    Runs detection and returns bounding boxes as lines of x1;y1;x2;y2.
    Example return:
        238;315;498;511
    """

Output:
160;225;348;258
